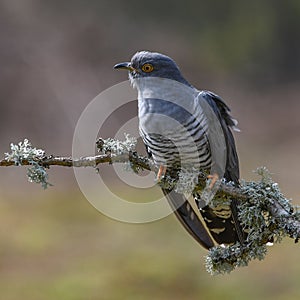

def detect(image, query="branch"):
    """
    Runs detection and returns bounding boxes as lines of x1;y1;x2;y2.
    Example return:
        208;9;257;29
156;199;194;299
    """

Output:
0;138;155;189
0;152;153;169
0;138;155;169
1;138;300;275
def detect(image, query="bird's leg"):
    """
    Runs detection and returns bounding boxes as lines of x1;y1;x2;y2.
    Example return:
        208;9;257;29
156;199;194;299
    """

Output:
156;165;167;182
201;173;220;206
207;173;219;189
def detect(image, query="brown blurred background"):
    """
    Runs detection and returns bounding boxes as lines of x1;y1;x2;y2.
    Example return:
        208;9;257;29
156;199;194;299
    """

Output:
0;1;300;299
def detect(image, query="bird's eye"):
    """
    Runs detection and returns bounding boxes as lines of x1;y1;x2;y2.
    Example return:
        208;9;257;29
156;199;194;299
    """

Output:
141;63;154;73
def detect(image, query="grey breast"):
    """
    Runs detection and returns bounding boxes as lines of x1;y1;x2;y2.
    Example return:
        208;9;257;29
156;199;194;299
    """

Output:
135;77;212;169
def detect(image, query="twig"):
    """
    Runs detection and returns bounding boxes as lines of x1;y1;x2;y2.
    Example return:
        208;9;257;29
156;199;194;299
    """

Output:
0;152;155;169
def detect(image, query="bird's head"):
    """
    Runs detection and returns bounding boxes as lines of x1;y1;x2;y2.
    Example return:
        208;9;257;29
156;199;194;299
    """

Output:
114;51;190;86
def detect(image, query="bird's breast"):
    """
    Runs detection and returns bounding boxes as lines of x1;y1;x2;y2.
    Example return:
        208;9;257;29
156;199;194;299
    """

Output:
135;77;213;168
138;97;211;168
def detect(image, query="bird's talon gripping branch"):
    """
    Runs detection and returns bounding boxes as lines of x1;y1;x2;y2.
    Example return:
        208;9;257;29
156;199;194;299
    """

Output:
155;165;167;182
207;173;219;189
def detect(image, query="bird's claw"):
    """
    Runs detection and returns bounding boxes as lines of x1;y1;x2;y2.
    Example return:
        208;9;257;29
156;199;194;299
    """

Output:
207;173;219;189
155;165;167;182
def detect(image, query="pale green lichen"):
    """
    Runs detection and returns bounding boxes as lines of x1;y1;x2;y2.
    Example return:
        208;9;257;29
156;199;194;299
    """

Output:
98;133;137;156
5;139;45;164
206;242;267;275
157;166;202;194
97;134;140;173
5;139;51;189
174;167;199;194
27;161;52;189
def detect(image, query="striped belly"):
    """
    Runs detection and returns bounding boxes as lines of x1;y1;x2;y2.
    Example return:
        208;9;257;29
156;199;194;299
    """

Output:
140;107;212;169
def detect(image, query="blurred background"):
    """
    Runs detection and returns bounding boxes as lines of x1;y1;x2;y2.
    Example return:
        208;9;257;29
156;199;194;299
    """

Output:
0;0;300;299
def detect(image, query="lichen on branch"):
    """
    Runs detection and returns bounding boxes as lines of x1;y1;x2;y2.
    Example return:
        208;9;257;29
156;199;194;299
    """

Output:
1;138;300;275
205;167;300;275
4;139;51;189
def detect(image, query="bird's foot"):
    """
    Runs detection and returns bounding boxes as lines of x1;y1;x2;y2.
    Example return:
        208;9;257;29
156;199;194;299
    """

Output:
201;173;221;206
207;173;219;189
155;165;167;182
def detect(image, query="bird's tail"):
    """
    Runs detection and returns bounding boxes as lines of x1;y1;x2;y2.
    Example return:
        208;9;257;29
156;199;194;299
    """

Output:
197;197;246;245
163;188;246;249
162;188;215;249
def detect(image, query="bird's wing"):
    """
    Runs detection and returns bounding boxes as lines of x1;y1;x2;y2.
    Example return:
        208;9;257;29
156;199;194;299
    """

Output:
199;91;245;244
199;90;239;183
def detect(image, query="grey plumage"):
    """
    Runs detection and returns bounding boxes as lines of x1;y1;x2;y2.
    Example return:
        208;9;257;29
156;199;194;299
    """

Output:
114;51;245;249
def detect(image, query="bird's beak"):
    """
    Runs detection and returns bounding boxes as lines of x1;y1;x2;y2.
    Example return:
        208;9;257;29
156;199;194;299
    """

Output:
114;62;137;72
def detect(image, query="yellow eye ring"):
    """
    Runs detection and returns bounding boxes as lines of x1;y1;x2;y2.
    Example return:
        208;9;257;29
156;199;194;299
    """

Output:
141;63;154;73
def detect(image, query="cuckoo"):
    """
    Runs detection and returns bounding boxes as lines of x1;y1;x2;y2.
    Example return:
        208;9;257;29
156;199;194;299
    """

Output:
114;51;245;249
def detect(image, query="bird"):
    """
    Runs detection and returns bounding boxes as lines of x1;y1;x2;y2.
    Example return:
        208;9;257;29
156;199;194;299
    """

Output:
114;51;245;249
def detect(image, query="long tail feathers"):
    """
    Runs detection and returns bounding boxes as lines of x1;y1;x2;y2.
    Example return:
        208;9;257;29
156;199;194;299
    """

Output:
162;188;215;250
163;189;246;249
